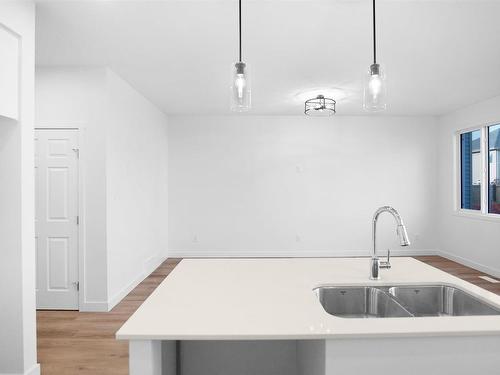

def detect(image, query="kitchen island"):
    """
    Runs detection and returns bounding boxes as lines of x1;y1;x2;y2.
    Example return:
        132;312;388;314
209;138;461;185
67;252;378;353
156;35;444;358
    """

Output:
116;257;500;375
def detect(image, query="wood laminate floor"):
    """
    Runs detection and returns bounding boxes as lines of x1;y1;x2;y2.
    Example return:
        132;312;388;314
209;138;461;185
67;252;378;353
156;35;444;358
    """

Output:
37;258;182;375
415;256;500;295
37;256;500;374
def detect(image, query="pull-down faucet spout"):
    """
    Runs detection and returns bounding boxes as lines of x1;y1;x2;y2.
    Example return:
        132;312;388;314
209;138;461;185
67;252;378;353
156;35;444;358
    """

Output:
370;206;410;280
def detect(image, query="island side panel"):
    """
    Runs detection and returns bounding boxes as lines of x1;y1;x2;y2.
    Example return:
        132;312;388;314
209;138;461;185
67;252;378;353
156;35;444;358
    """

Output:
162;341;178;375
179;341;297;375
297;340;325;375
129;340;163;375
325;335;500;375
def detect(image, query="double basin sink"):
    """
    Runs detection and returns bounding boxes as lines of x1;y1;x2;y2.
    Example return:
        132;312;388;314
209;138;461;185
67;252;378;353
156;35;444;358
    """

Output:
315;285;500;318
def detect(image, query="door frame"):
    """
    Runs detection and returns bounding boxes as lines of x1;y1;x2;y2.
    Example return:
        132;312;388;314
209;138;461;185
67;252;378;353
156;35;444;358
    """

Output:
35;124;85;311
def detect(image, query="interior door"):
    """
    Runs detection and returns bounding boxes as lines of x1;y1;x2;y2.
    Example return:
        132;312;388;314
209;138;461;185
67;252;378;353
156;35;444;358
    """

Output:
35;129;79;310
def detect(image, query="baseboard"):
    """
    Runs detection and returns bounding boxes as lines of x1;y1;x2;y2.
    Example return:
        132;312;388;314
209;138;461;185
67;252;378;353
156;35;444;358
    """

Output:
107;255;167;311
144;254;166;274
0;363;41;375
25;364;40;375
167;249;438;258
437;249;500;279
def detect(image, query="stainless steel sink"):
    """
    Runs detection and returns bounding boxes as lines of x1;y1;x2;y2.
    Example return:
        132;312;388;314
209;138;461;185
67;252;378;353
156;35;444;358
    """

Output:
314;286;413;318
387;285;500;317
314;284;500;318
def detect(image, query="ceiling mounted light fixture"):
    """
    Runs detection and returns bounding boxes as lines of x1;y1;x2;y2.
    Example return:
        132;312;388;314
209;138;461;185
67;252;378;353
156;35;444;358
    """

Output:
230;0;251;112
304;95;336;116
363;0;387;112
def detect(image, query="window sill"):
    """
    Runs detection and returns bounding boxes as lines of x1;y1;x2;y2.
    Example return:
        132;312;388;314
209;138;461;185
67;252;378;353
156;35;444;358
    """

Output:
453;210;500;223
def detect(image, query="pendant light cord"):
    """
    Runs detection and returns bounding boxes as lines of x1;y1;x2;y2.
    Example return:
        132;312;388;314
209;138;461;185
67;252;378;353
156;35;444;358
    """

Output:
372;0;377;64
239;0;242;62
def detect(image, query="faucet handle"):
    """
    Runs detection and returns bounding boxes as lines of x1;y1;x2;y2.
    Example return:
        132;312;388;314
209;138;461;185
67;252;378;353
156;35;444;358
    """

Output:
380;249;391;269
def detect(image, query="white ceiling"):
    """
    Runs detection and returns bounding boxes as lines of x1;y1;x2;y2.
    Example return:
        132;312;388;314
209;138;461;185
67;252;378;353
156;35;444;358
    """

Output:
35;0;500;116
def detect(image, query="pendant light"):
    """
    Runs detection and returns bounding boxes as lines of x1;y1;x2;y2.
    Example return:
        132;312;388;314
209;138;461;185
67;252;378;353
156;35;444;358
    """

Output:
230;0;251;112
363;0;387;112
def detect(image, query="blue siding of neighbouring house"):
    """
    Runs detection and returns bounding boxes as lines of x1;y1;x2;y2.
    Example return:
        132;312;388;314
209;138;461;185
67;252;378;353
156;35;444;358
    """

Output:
490;126;500;150
461;132;472;209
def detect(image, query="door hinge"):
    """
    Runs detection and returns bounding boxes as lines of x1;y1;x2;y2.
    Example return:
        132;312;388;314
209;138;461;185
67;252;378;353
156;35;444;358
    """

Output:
76;215;80;225
73;281;80;291
72;148;80;159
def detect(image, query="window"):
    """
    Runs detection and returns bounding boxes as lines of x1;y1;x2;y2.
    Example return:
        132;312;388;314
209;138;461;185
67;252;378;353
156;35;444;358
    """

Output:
489;124;500;214
458;124;500;217
460;130;481;210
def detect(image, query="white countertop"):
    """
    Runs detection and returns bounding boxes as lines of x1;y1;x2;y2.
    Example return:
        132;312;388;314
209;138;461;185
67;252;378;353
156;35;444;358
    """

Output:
116;257;500;340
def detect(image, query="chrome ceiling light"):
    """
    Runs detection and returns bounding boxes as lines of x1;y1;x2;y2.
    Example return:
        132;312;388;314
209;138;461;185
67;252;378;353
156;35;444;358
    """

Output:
304;95;336;116
363;0;387;112
230;0;251;112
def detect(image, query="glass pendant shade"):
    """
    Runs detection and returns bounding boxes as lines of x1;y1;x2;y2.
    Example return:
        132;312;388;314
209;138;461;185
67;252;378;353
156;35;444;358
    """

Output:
230;62;251;112
363;64;387;112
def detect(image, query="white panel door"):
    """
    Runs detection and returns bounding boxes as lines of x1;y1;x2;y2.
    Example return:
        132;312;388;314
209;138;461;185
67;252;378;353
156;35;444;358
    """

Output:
35;129;79;310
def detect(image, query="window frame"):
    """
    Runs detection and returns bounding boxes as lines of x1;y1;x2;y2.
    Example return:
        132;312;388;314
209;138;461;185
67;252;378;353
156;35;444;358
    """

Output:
455;122;500;221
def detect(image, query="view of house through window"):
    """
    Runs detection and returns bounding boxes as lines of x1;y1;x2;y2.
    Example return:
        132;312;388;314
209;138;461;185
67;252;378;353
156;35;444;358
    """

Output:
461;130;481;210
489;124;500;214
460;124;500;215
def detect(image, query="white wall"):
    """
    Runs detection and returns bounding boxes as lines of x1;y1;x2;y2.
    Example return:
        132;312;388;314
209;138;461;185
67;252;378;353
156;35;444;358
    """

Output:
437;95;500;277
168;115;438;257
105;70;169;309
36;67;109;310
0;22;19;120
35;67;169;311
0;1;38;374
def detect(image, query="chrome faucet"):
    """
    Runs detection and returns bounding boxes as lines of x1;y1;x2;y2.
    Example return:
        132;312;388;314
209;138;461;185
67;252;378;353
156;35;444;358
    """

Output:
370;206;410;280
